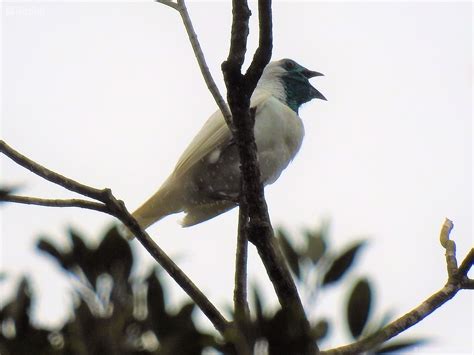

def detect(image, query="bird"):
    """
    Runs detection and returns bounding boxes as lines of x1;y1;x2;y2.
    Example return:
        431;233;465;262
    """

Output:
125;58;326;238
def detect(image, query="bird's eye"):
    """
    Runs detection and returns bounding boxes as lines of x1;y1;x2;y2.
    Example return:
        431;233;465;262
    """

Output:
285;60;295;70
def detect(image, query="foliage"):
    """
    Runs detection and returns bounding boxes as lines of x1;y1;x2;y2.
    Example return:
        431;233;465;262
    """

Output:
1;227;215;355
274;226;425;354
0;225;424;354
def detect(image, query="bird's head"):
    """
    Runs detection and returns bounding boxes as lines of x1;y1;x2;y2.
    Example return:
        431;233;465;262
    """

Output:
258;58;326;113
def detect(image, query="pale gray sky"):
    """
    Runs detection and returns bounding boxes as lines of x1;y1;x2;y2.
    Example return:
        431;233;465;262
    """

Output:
1;1;472;353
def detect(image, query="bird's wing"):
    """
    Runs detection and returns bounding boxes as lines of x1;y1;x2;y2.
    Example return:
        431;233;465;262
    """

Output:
172;90;272;178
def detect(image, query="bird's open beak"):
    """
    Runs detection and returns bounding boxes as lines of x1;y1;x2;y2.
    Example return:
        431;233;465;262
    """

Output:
303;69;327;101
310;86;327;101
302;69;324;78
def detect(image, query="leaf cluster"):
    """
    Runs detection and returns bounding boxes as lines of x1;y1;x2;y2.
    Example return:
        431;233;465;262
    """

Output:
0;225;425;354
0;227;215;355
275;226;426;353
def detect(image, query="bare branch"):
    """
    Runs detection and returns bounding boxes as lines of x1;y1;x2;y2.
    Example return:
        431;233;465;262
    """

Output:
321;220;473;354
0;140;230;336
223;0;309;327
221;1;316;352
463;279;474;289
234;204;250;317
0;194;110;215
438;217;453;247
156;0;179;10
107;195;231;334
156;0;232;127
458;248;474;277
226;0;251;70
245;0;273;90
439;218;457;276
0;140;108;202
322;284;460;354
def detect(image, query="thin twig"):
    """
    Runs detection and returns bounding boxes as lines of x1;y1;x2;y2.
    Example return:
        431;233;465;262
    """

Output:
0;194;110;215
458;248;474;277
321;219;474;355
156;0;232;128
155;0;179;10
440;218;457;276
0;140;108;202
0;140;230;336
322;283;461;354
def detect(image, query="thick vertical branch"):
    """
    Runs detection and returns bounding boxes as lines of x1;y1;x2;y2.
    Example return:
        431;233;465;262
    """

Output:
222;0;316;353
234;203;250;317
245;0;273;89
226;0;252;70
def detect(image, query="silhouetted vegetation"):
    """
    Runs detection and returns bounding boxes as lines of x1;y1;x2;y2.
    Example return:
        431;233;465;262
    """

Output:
0;225;424;354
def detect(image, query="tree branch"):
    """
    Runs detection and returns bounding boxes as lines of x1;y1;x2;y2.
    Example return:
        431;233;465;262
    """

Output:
226;0;252;70
0;141;108;202
0;194;111;215
458;248;474;278
156;0;233;128
234;203;250;317
0;140;230;336
245;0;273;90
321;218;474;354
221;0;316;353
106;195;231;335
155;0;179;10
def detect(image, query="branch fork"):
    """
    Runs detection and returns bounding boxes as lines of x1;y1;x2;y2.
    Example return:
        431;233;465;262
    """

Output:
321;218;474;354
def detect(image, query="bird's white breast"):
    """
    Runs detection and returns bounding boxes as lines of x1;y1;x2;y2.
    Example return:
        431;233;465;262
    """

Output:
253;95;305;185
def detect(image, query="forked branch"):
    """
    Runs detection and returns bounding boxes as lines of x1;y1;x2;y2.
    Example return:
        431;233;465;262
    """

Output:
0;140;230;335
321;219;474;354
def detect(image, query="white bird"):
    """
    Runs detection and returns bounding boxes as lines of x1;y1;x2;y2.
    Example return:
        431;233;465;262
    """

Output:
126;58;325;238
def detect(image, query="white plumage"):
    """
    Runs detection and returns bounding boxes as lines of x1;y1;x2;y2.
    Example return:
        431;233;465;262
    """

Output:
126;59;325;238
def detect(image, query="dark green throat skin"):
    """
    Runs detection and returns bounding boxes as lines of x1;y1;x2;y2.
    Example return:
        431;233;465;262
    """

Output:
283;74;317;113
280;59;326;113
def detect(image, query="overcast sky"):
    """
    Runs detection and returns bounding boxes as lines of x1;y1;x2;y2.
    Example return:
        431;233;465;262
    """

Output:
1;1;472;353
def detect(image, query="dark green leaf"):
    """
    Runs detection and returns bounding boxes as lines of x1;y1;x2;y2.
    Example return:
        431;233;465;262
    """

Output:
67;229;100;284
305;229;327;264
147;269;168;337
36;238;70;269
376;339;428;353
68;228;90;263
277;229;301;279
95;226;133;280
322;241;366;285
347;278;372;339
0;277;32;335
311;319;329;341
176;302;195;321
265;308;312;354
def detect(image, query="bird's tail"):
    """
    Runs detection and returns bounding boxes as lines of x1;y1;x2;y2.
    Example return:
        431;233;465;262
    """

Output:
123;184;182;239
